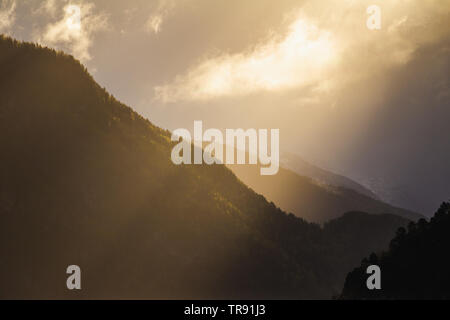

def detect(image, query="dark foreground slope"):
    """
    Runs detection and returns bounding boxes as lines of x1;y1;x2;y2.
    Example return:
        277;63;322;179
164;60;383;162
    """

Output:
229;164;421;223
341;202;450;299
0;36;407;299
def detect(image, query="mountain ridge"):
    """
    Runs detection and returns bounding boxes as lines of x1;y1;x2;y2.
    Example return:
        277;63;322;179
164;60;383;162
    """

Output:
228;163;422;223
280;152;380;200
0;35;411;299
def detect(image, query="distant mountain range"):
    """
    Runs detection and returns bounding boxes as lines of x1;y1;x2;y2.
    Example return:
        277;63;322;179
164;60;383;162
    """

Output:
228;163;422;223
0;35;414;299
280;152;379;200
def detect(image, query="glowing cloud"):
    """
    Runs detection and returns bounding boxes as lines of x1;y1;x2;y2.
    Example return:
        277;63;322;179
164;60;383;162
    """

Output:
155;16;336;102
0;0;16;33
154;0;449;104
35;3;108;62
145;0;176;35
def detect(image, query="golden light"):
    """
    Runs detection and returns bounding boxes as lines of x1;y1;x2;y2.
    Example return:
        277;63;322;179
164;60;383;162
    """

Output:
155;16;337;102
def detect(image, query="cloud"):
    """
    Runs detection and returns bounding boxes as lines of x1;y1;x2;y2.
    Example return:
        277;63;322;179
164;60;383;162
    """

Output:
0;0;16;33
34;0;59;17
146;15;163;34
145;0;176;34
154;0;450;103
155;15;336;102
34;2;109;62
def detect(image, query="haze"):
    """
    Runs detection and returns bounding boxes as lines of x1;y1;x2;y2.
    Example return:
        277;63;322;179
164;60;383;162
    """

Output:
2;0;449;215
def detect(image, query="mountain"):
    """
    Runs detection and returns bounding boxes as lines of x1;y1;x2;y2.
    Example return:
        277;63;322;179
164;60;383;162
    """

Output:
280;152;379;200
0;35;409;299
228;163;422;223
321;211;410;295
340;202;450;299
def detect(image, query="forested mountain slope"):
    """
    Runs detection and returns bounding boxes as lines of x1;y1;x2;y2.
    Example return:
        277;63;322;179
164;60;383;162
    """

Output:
0;36;409;299
341;202;450;300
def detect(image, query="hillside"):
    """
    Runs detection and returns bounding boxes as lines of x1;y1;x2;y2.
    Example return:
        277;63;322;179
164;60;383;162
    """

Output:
228;163;421;223
321;211;410;294
0;35;409;299
340;202;450;299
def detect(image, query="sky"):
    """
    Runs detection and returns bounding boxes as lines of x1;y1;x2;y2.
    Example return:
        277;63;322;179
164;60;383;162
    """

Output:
1;0;449;215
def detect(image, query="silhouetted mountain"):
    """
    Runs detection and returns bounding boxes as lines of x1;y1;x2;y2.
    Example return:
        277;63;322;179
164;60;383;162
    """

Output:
340;202;450;299
0;36;409;299
228;163;422;223
321;211;410;295
280;152;379;200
